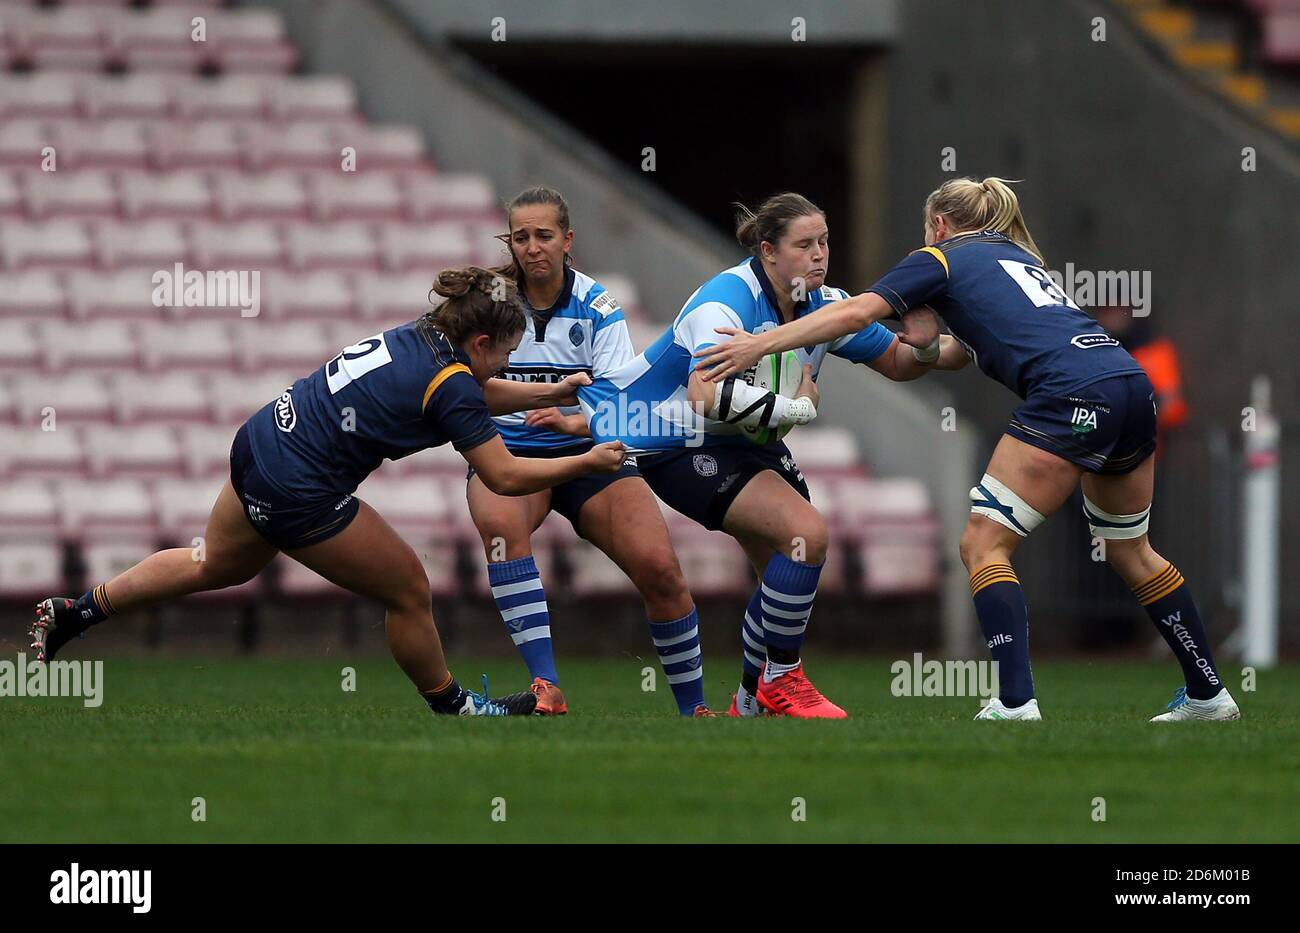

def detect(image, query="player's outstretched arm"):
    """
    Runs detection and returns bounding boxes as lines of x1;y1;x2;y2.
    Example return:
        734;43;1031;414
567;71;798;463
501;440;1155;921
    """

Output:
462;435;625;496
482;372;592;416
693;293;921;382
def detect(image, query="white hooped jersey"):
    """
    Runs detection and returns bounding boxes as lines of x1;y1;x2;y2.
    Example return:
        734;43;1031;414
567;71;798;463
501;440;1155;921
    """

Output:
492;266;634;450
577;257;896;450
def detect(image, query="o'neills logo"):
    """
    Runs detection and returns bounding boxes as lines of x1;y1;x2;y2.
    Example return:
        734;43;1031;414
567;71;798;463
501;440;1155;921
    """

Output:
274;389;296;433
50;863;151;913
1070;333;1120;350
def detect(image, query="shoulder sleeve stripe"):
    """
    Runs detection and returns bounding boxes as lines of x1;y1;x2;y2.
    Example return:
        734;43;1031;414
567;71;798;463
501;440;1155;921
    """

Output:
916;246;950;276
421;363;473;410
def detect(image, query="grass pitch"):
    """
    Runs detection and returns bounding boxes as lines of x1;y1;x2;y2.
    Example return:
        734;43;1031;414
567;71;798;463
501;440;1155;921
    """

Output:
1;656;1296;842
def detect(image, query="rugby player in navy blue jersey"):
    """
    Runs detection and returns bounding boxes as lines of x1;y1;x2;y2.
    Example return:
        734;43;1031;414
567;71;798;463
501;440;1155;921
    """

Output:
695;178;1238;723
31;266;627;718
467;187;712;717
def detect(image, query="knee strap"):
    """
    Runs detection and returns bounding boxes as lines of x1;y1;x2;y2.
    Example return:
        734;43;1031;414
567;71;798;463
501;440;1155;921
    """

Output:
969;474;1045;537
1082;494;1150;540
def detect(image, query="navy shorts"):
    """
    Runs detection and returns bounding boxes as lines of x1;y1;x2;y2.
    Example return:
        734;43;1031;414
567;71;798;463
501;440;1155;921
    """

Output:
466;442;641;539
1006;372;1158;475
635;440;810;531
230;422;361;550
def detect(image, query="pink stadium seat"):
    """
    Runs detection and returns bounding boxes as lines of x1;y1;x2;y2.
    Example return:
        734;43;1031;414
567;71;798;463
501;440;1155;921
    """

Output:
1;220;95;267
214;169;308;219
4;425;87;477
21;169;119;218
245;122;340;170
150;119;245;170
0;480;60;537
78;537;158;592
0;171;22;217
93;219;190;268
673;530;751;599
139;320;237;369
261;269;358;319
1264;13;1300;63
15;374;113;425
344;124;427;170
0;378;13;424
44;320;138;369
834;477;931;524
0;72;80;118
402;173;497;220
308;172;404;221
0;321;41;372
274;556;351;598
380;222;475;271
67;267;159;319
85;424;184;476
0;118;52;168
861;525;940;596
113;372;213;422
591;273;640;313
568;540;638;597
355;271;437;325
153;476;225;541
285;221;380;270
120;169;212;218
172;75;268;120
190;219;283;268
268;76;357;120
0;541;63;598
50;119;150;168
785;427;862;474
176;423;236;476
82;73;173;120
234;319;339;370
0;270;67;318
354;475;453;537
208;372;292;424
215;42;298;74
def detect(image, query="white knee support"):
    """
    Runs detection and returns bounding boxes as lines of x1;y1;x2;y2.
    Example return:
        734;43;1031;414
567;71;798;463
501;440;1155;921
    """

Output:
969;474;1045;537
1082;494;1150;540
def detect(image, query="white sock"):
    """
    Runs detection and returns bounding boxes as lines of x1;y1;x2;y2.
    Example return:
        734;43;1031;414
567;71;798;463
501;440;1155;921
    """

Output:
735;684;760;716
763;659;801;683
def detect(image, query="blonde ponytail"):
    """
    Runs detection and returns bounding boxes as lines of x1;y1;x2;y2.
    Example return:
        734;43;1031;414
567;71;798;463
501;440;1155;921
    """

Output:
923;176;1044;264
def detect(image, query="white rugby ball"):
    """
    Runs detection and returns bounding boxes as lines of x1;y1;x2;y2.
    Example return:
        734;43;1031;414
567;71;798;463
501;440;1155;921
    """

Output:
739;350;803;445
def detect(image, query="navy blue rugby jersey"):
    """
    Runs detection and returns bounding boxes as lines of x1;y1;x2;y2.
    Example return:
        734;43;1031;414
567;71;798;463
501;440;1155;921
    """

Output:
866;231;1143;399
246;321;498;500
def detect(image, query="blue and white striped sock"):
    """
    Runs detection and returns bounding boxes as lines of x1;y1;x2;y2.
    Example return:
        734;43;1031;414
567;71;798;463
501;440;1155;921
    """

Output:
760;554;822;659
741;586;766;684
647;607;706;715
487;555;558;685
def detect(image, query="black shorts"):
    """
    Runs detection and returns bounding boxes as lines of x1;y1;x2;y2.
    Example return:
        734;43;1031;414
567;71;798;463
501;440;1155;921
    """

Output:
1006;372;1158;475
230;422;361;551
635;441;810;531
466;442;641;539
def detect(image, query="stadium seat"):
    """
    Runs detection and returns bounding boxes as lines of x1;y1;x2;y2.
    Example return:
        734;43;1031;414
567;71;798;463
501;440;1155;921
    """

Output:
93;219;190;269
267;76;357;120
0;72;80;118
307;172;405;221
21;168;120;218
380;222;475;270
0;541;63;599
150;119;245;170
234;319;341;370
172;74;268;120
0;171;21;217
285;221;380;270
67;267;157;319
0;270;66;318
85;423;185;476
139;320;238;369
1;220;95;268
207;372;292;425
355;271;437;326
4;425;87;477
153;475;225;541
14;374;114;425
82;73;172;119
50;119;150;169
190;219;283;268
343;124;427;170
113;371;213;423
402;173;497;220
0;118;53;167
44;320;138;369
57;477;157;539
0;321;41;372
176;423;236;476
260;269;358;319
215;168;312;223
119;169;212;218
0;479;60;537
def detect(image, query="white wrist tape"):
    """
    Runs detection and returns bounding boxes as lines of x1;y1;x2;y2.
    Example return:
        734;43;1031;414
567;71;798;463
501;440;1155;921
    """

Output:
911;338;941;363
708;379;816;429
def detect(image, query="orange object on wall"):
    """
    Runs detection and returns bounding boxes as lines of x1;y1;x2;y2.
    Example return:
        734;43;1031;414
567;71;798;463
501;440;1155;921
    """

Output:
1132;337;1189;431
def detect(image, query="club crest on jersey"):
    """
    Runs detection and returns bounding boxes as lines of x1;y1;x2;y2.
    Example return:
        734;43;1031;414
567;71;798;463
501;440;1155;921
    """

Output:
692;454;718;477
1070;333;1120;350
274;389;296;433
1071;406;1098;434
568;321;584;347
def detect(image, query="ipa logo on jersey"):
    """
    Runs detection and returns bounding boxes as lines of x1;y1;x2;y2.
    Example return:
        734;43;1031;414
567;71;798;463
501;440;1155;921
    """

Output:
274;389;296;433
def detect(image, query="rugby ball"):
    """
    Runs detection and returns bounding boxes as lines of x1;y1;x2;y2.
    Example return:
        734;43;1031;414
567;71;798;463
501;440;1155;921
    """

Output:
739;350;803;445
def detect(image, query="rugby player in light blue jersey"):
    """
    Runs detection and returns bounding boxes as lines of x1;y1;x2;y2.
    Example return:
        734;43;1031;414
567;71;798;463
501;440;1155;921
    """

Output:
467;187;711;717
32;267;627;718
579;193;943;718
696;178;1238;723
